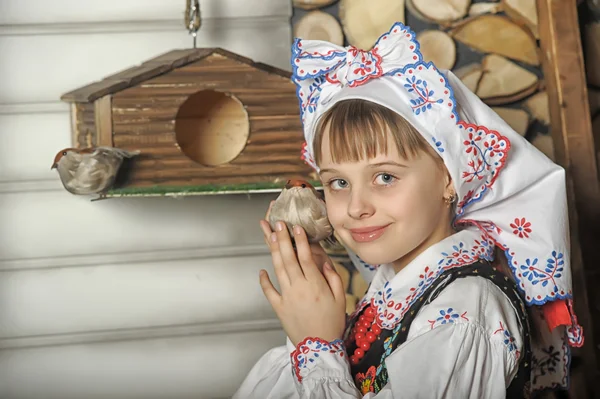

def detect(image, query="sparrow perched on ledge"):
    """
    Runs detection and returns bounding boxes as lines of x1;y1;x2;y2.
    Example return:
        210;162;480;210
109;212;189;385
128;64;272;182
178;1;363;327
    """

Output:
268;179;333;243
51;146;140;201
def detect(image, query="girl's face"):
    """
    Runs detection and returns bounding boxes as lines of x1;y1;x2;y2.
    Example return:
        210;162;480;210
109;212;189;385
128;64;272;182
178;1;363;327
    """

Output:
318;129;455;273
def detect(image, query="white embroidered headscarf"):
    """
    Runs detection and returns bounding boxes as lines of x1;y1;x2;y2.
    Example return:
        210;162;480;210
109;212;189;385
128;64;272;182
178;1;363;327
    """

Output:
292;21;583;390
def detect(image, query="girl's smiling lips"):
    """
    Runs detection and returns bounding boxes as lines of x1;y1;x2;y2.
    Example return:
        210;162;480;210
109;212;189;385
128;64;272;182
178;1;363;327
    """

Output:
348;224;391;242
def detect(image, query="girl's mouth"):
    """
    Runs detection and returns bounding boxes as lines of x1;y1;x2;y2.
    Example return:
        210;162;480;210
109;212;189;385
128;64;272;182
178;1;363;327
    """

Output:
349;225;390;243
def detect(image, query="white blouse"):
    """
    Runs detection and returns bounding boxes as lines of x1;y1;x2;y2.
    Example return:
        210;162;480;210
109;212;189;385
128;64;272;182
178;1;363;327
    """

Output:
233;262;524;399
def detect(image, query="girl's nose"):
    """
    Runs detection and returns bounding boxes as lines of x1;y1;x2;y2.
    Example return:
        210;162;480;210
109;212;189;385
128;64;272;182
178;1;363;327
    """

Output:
347;190;375;220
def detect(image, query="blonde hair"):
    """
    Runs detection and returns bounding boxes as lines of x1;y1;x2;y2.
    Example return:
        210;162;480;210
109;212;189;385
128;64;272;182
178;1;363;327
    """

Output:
313;99;441;166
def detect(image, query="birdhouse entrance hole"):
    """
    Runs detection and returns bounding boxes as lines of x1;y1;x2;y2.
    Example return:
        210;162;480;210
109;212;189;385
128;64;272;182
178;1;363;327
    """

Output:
175;90;249;166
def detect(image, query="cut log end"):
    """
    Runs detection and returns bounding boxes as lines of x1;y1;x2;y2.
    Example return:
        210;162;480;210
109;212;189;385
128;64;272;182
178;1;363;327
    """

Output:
351;270;369;298
293;0;338;10
531;134;555;161
294;10;344;46
455;63;484;93
417;30;457;70
333;261;351;292
524;91;550;125
450;14;539;66
477;54;539;104
493;107;531;136
346;293;359;315
501;0;539;38
469;2;502;16
411;0;471;23
339;0;405;50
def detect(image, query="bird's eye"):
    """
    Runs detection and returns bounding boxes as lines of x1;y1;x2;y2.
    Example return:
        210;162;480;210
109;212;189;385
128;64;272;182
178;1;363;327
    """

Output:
301;183;306;188
62;151;67;156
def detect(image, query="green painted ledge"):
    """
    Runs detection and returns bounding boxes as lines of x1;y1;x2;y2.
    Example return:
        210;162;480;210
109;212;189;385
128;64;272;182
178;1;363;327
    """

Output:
106;180;323;197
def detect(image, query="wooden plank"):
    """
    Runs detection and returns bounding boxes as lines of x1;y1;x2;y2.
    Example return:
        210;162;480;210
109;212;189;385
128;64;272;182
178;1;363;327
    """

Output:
69;103;79;149
94;95;113;147
73;103;96;148
537;0;600;396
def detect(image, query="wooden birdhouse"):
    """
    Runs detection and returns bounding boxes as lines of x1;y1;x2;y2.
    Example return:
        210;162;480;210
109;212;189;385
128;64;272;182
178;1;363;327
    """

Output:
60;48;317;196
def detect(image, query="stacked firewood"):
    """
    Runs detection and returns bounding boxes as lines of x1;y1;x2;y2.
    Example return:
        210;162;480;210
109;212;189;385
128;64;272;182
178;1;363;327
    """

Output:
292;0;556;160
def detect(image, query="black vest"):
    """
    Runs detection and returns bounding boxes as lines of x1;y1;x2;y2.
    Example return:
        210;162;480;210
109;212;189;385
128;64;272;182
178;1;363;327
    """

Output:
344;261;532;397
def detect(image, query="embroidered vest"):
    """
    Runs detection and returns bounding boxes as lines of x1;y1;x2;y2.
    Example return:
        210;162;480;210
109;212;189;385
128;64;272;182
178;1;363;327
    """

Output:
344;261;532;397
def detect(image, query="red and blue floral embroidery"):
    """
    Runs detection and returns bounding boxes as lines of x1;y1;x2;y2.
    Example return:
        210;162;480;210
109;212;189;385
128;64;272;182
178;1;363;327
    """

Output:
291;337;347;383
431;137;445;153
518;251;564;291
510;218;532;238
363;235;494;330
300;141;317;170
428;308;469;329
494;321;520;357
405;76;445;115
455;123;510;216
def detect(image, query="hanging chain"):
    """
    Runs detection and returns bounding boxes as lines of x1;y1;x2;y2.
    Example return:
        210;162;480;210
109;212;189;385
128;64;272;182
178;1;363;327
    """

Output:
185;0;201;48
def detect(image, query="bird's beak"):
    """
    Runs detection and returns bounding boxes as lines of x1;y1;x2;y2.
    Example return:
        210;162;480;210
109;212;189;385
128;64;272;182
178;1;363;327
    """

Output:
284;179;292;189
51;163;57;170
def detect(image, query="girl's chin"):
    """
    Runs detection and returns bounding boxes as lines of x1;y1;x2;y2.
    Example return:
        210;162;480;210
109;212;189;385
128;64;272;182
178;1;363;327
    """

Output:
351;248;402;267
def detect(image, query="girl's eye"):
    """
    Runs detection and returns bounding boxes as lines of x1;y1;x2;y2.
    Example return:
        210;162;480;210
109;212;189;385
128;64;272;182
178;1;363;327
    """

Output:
375;173;396;185
329;179;349;190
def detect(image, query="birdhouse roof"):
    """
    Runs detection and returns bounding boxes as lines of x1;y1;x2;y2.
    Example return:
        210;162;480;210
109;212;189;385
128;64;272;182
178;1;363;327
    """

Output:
60;48;293;103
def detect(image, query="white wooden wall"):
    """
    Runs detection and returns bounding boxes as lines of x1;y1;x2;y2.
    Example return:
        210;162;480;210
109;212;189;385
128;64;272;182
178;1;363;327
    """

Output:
0;2;292;398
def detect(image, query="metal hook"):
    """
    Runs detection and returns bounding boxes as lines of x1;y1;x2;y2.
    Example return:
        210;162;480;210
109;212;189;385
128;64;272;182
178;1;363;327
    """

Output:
185;0;201;48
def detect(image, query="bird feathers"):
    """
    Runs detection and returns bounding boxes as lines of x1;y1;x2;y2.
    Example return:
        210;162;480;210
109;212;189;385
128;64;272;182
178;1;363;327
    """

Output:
53;146;140;196
268;186;333;243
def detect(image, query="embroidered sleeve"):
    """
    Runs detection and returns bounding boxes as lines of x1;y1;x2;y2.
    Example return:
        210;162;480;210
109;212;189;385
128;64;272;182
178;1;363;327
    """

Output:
290;337;362;396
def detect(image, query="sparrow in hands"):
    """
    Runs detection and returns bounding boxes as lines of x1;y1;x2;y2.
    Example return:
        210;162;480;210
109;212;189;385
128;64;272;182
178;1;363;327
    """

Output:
51;146;140;201
268;179;333;244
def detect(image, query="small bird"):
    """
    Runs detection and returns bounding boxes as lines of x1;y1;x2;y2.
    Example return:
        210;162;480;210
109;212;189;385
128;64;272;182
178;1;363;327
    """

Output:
51;146;140;201
268;179;333;243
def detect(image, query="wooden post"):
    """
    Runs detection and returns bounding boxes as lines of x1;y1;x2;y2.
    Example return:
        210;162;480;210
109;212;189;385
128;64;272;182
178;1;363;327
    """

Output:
537;0;600;396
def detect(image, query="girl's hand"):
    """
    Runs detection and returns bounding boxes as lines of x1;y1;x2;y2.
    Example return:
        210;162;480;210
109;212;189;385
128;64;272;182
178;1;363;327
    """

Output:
258;214;346;346
259;201;331;272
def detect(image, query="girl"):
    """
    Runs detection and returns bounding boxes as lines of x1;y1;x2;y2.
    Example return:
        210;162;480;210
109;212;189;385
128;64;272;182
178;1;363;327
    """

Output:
233;22;583;398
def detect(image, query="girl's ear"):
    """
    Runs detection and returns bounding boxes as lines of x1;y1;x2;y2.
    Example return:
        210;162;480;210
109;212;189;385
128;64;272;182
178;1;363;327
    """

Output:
443;167;455;199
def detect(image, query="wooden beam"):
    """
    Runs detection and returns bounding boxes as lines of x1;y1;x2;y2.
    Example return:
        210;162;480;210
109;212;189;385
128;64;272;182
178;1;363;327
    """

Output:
537;0;600;396
94;95;114;147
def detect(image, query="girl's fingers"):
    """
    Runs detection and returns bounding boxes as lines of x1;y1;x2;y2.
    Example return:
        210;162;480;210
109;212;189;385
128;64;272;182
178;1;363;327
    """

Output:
274;221;305;281
268;231;291;289
293;225;321;280
259;220;273;245
323;262;346;302
259;270;282;310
